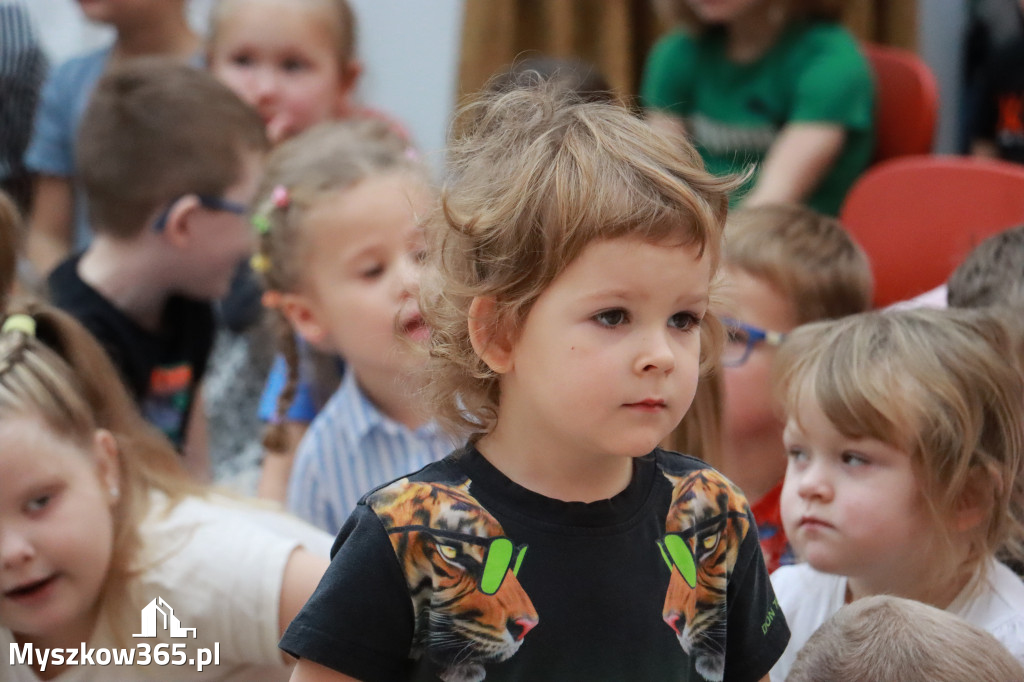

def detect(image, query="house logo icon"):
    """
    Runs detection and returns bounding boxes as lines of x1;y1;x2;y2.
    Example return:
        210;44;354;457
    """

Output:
133;596;197;639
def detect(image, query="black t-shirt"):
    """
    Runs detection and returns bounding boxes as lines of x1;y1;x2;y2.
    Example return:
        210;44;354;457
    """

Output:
280;446;789;682
48;254;215;449
972;38;1024;164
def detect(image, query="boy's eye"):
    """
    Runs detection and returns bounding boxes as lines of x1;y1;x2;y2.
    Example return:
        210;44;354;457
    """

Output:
25;494;52;514
281;57;309;73
228;53;255;67
726;327;749;345
360;263;385;279
669;312;700;331
841;451;868;467
786;447;807;462
594;309;628;327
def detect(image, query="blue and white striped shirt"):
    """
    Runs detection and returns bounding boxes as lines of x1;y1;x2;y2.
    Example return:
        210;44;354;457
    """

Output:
286;370;457;535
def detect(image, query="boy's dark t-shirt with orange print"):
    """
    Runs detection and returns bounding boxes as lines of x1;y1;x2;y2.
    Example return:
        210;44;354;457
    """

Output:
280;446;789;681
48;254;214;449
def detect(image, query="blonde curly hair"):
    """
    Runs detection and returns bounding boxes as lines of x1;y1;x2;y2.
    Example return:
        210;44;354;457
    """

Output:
420;83;741;438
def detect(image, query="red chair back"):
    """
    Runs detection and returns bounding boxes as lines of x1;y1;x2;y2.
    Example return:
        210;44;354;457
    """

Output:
840;155;1024;307
863;43;939;163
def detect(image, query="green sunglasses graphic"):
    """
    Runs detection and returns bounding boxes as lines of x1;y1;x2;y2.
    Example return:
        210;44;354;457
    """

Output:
657;510;749;588
389;526;528;596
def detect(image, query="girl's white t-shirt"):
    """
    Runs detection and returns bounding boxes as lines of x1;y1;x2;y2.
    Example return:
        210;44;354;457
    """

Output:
1;492;332;681
769;559;1024;681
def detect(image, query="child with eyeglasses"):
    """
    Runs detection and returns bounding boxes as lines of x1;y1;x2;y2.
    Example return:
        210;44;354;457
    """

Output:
719;203;872;572
46;58;268;477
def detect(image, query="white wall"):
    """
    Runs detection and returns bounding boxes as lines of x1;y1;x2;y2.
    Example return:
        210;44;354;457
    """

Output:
24;0;463;171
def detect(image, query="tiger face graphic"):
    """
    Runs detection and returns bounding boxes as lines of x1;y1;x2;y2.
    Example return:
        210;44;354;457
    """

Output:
369;479;539;682
659;470;751;682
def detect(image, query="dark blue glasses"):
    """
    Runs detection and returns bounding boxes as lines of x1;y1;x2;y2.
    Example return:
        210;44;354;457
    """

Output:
152;195;248;231
721;316;786;368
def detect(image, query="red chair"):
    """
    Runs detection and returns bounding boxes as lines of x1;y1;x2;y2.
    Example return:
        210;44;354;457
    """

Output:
862;42;939;163
839;155;1024;307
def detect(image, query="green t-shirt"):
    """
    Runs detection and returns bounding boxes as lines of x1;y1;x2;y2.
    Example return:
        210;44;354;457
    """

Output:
641;21;875;215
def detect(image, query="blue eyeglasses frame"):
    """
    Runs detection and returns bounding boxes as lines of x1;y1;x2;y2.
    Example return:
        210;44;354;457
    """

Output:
152;195;248;231
721;316;786;368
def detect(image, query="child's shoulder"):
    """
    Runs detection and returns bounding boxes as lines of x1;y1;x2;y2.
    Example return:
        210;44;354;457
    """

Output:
653;447;748;498
360;449;474;522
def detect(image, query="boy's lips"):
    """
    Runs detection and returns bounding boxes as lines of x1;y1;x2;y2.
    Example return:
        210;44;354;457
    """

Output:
798;515;833;530
624;398;667;412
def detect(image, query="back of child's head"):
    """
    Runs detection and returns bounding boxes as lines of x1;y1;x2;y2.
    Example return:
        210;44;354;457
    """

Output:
774;307;1024;577
488;56;616;105
421;82;740;436
0;302;201;643
76;57;268;239
787;594;1024;682
724;203;873;324
652;0;842;29
208;0;357;69
251;118;424;446
947;224;1024;309
0;189;20;307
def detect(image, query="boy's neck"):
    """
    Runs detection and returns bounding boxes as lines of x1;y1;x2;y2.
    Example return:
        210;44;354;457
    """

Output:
78;235;175;333
111;14;199;62
719;430;787;504
725;5;787;63
474;426;634;503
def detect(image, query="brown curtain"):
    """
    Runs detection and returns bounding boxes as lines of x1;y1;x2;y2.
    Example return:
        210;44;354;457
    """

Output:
457;0;918;102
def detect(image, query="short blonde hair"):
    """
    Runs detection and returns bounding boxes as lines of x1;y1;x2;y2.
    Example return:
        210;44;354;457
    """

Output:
653;0;843;31
0;302;202;646
948;224;1024;309
421;83;740;437
724;203;873;324
788;595;1024;681
774;308;1024;582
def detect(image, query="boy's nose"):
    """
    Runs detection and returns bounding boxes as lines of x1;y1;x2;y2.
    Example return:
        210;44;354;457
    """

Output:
634;328;675;374
796;460;832;501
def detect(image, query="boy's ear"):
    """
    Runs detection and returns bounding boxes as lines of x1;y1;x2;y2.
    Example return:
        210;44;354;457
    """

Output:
91;429;121;508
468;296;513;374
277;292;330;348
160;195;201;249
953;465;994;533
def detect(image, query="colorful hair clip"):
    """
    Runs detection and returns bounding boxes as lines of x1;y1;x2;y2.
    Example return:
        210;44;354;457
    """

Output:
250;252;272;274
271;185;290;209
1;313;36;337
251;214;272;235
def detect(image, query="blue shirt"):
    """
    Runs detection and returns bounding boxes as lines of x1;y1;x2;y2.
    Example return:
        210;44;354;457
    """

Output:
286;370;456;534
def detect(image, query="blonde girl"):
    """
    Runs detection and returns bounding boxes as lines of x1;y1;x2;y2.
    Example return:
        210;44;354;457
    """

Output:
770;308;1024;679
250;119;451;532
0;302;330;681
280;84;789;682
206;0;361;144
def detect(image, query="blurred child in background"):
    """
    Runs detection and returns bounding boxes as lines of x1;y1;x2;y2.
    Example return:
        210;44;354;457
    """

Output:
770;308;1024;678
24;0;201;278
719;203;872;571
250;120;453;533
46;58;267;478
641;0;874;215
